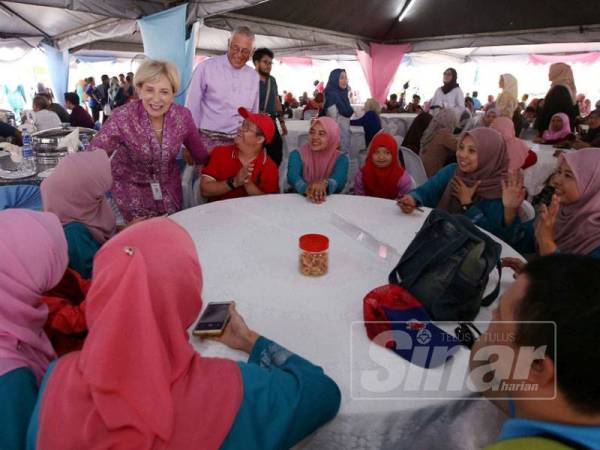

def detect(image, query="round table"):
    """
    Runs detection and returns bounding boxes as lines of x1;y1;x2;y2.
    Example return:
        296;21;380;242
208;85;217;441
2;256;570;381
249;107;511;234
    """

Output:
172;194;517;450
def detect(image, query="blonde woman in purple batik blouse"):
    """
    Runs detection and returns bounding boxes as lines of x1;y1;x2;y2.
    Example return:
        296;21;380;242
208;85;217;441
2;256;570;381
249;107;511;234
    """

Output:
90;59;208;222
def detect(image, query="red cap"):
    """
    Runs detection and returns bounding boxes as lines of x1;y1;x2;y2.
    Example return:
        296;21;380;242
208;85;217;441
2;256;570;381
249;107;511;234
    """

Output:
299;234;329;252
238;107;275;145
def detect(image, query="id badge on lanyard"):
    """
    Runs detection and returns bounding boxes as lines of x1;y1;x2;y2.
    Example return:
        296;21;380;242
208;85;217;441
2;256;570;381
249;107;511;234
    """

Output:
150;182;163;200
151;138;164;201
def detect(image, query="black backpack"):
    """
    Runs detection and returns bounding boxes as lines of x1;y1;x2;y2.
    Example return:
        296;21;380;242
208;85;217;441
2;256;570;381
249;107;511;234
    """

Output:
389;209;502;321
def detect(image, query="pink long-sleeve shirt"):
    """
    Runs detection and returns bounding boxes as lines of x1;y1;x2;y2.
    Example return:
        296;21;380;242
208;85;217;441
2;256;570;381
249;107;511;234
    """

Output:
90;100;208;221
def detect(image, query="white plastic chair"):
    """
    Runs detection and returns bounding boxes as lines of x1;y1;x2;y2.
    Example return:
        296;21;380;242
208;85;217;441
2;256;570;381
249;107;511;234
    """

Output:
518;200;536;222
399;146;428;187
181;164;196;210
303;110;317;121
297;133;309;149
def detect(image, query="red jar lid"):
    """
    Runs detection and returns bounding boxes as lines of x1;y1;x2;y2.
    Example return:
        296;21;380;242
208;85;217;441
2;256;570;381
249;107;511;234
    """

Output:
299;233;329;252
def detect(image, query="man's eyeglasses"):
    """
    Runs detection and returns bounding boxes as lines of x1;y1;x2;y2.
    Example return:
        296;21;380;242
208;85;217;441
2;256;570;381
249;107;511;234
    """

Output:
230;45;251;57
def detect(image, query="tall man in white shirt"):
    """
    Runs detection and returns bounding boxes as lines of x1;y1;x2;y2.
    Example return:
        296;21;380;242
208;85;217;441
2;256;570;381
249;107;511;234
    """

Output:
186;26;259;155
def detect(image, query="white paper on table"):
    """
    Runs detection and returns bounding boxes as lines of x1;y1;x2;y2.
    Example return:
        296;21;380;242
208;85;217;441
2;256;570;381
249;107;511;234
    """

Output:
330;212;401;261
57;128;80;153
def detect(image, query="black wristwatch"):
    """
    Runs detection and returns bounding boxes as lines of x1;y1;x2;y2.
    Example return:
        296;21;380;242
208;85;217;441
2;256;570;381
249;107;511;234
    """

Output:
226;177;235;190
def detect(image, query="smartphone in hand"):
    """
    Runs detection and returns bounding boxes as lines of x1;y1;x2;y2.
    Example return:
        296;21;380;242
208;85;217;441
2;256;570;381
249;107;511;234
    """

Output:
193;301;233;337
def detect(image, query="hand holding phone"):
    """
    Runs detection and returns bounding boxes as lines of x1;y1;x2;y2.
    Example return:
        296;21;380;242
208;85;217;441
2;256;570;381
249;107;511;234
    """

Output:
193;302;233;337
210;303;259;354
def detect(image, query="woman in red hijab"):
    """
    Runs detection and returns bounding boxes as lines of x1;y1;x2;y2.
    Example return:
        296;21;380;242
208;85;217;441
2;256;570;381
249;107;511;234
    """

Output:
354;132;413;199
29;218;340;450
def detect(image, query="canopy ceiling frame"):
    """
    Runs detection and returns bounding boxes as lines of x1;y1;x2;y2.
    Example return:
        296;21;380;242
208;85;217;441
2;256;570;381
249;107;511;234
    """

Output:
204;12;370;52
388;24;600;53
0;0;274;52
2;0;184;21
0;2;50;38
2;0;600;65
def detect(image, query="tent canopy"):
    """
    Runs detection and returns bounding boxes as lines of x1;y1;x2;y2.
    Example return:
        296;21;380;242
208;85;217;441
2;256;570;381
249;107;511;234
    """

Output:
1;0;600;57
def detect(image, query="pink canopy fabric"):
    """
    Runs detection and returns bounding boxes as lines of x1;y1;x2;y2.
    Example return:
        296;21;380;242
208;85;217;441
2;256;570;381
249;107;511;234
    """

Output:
280;57;313;67
529;52;600;65
356;43;411;104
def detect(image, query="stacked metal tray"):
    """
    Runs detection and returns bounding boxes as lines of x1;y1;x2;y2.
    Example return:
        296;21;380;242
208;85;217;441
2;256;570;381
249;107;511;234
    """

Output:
31;126;96;166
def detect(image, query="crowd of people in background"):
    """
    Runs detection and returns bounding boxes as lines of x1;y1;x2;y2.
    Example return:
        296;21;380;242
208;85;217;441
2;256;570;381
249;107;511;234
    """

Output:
1;23;600;450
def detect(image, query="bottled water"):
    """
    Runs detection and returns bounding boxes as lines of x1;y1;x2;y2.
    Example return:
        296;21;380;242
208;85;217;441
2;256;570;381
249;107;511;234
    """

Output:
80;133;90;151
20;129;36;173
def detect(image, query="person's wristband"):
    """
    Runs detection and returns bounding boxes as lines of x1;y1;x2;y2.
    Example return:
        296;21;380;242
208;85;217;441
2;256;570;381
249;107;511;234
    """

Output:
226;177;235;190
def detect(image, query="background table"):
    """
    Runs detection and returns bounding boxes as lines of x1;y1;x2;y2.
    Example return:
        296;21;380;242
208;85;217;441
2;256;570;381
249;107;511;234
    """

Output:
380;113;418;139
172;194;520;450
522;141;573;199
0;152;53;186
284;120;365;156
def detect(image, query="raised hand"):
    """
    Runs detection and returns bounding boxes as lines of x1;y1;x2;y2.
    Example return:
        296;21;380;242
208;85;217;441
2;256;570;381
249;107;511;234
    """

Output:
502;170;526;210
535;194;560;255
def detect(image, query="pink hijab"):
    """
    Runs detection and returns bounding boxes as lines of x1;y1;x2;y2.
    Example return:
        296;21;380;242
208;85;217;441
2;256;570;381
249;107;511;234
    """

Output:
41;150;116;243
38;218;242;450
542;112;571;142
299;117;341;184
0;210;66;383
438;127;508;213
553;148;600;254
491;117;530;170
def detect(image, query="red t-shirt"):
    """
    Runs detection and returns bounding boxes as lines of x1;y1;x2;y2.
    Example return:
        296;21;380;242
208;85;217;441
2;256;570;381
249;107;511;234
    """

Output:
202;144;279;201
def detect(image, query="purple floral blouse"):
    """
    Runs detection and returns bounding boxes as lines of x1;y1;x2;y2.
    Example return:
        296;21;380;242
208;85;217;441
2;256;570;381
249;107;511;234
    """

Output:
91;100;208;221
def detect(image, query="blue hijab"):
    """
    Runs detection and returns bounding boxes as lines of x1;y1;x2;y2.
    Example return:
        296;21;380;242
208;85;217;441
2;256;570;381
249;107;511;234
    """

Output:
323;69;354;118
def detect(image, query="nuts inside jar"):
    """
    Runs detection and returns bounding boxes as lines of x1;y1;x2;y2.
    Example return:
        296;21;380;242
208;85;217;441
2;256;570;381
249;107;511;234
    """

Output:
299;251;328;276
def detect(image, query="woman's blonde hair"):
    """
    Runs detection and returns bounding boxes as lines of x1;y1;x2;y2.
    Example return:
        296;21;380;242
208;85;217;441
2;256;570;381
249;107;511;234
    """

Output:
364;98;381;114
134;59;180;94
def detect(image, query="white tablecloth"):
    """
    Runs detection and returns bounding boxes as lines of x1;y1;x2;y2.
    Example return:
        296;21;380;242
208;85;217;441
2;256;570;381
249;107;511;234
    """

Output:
380;113;418;139
292;108;303;120
172;194;519;450
523;141;573;199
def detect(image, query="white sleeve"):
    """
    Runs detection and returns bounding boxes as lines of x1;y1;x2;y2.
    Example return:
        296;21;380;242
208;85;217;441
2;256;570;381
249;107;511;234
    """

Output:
185;63;204;128
454;87;465;110
430;87;443;107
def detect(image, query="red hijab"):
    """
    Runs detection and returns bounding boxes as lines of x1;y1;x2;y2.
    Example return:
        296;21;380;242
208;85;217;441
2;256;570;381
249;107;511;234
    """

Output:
361;132;405;199
38;218;242;450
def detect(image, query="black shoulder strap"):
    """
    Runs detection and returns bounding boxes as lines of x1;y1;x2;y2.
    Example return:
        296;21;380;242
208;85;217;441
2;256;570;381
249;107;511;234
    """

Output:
481;261;502;307
260;78;272;114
